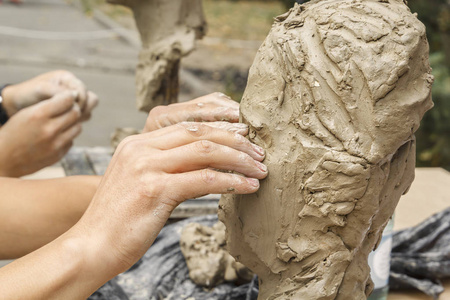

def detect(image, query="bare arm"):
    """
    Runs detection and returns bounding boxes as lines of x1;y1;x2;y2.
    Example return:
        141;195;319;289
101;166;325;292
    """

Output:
0;175;101;259
0;122;267;299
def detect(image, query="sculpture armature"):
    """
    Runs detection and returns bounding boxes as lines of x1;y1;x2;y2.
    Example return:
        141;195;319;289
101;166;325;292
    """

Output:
219;0;433;299
107;0;206;112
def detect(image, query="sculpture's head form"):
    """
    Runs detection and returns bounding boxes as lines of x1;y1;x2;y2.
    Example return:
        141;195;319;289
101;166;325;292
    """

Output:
243;0;433;163
219;0;433;299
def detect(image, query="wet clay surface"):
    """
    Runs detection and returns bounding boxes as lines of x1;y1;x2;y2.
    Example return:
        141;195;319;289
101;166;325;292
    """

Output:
107;0;206;112
180;222;253;288
219;1;434;299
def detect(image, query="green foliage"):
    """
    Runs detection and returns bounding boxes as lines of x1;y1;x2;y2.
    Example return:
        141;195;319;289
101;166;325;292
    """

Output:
408;0;450;53
203;0;284;40
416;53;450;170
407;1;450;170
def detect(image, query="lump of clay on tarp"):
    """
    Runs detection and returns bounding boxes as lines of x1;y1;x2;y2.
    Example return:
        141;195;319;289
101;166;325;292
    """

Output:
219;0;434;299
180;222;254;288
107;0;206;112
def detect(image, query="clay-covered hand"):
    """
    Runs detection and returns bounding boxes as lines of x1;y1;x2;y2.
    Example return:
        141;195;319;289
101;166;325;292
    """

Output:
143;92;239;133
1;70;98;121
74;122;267;277
0;91;83;177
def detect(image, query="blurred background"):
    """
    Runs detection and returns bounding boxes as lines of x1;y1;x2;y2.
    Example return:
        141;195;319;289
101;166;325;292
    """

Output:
0;0;448;170
80;0;450;171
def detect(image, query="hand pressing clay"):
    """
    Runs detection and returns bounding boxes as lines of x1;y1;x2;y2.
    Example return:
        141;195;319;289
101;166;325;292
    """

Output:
219;1;434;299
180;222;254;288
107;0;206;112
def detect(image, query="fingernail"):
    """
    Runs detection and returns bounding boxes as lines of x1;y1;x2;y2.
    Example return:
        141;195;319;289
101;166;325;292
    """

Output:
72;91;78;100
247;178;259;187
229;127;247;135
252;144;265;156
197;102;205;107
256;161;267;172
234;123;248;129
73;103;81;115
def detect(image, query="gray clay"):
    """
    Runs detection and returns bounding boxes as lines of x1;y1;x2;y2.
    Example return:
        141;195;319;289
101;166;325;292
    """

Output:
180;222;253;288
219;1;434;299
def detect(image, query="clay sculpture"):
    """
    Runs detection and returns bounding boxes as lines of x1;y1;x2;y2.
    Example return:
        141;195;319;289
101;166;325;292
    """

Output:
107;0;206;112
219;1;434;299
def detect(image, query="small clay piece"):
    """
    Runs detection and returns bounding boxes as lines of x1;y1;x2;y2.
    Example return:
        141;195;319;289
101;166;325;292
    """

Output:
180;222;253;288
107;0;206;112
219;1;434;299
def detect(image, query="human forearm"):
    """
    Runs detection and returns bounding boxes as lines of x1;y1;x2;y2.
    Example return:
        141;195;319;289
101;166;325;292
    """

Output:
0;175;101;259
0;229;114;299
0;122;267;298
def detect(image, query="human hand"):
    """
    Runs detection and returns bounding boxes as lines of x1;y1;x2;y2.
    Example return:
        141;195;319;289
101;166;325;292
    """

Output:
143;92;239;133
1;70;98;121
0;91;83;177
74;122;267;276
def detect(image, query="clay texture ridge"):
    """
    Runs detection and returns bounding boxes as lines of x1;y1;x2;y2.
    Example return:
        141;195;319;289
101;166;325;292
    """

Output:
218;1;434;299
180;222;253;288
108;0;206;112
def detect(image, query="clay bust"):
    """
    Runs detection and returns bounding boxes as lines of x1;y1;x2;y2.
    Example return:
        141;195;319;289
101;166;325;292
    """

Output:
219;0;433;299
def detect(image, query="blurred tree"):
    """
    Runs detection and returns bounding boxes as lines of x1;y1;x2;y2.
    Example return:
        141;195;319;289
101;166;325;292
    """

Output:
408;0;450;66
408;0;450;170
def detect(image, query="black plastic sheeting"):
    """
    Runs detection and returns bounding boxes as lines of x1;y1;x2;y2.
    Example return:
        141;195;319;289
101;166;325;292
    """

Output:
390;207;450;299
89;208;450;300
89;215;258;300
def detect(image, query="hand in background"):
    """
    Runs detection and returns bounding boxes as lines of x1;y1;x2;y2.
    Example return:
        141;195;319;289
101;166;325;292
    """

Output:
143;92;239;133
0;91;83;177
1;70;98;121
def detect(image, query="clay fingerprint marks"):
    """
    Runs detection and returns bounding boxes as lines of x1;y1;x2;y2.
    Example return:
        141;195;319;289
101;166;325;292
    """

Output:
222;1;432;299
107;0;206;112
335;140;417;300
280;0;432;163
179;222;253;287
273;152;369;298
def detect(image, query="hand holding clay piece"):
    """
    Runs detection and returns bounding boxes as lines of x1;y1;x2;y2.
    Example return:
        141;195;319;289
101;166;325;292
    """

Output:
219;0;433;299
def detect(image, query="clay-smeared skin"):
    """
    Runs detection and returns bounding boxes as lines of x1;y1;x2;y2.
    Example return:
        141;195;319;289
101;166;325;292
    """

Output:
180;222;253;288
107;0;206;112
218;1;433;299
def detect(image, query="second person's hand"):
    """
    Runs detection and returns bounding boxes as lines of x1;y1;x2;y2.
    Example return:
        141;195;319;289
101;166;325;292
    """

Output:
0;91;83;177
1;70;98;122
